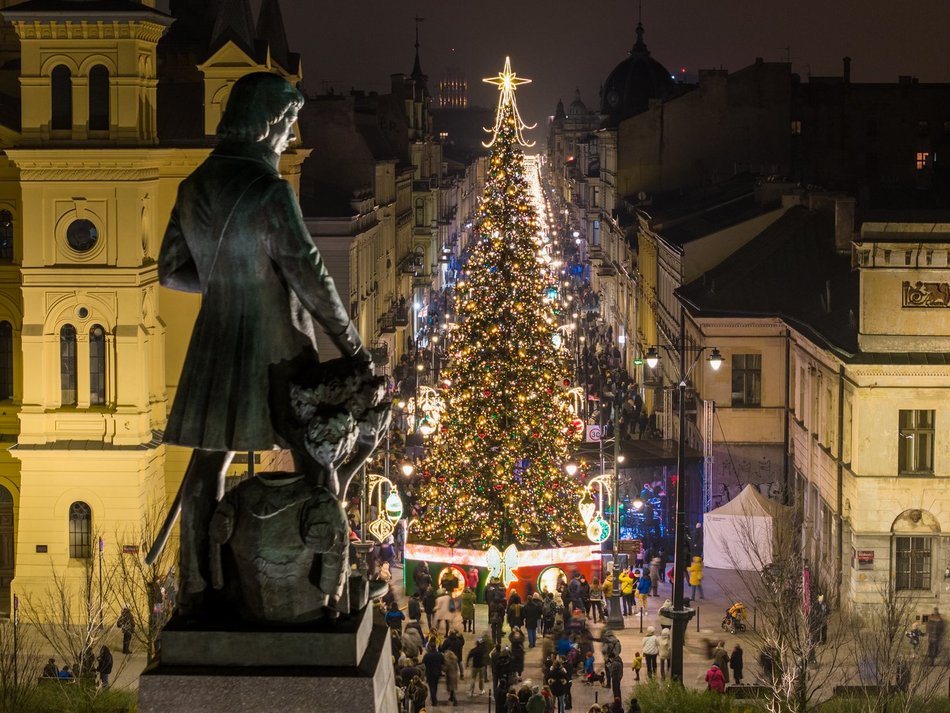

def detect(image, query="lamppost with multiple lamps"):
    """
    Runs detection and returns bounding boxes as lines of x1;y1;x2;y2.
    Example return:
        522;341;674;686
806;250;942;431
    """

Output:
643;312;722;682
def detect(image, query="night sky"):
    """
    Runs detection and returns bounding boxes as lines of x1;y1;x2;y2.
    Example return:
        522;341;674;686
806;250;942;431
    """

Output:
248;1;950;147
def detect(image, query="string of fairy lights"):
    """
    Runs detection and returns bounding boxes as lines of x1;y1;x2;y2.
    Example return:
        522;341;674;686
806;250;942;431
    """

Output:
413;58;584;549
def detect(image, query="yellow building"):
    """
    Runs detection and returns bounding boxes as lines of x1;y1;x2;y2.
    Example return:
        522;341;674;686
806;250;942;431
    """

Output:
0;0;306;613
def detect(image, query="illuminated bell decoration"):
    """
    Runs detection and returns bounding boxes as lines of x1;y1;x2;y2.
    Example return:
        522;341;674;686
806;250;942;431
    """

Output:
385;490;403;523
367;517;395;543
578;488;596;526
587;516;610;544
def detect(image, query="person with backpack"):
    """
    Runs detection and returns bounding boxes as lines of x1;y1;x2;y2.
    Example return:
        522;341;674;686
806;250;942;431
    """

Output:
466;635;489;697
523;593;542;647
546;657;570;713
507;591;524;629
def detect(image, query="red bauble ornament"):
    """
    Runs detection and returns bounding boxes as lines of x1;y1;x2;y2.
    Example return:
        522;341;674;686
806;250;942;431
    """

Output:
551;482;560;489
447;537;456;546
423;469;432;478
494;484;504;491
478;431;487;439
483;389;492;397
532;431;540;438
437;476;446;483
545;506;554;514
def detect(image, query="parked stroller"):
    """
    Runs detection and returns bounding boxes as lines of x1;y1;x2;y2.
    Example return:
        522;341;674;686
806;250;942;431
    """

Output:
721;601;747;634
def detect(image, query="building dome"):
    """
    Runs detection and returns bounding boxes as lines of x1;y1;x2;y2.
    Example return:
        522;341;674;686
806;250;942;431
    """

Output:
600;21;674;126
568;88;588;117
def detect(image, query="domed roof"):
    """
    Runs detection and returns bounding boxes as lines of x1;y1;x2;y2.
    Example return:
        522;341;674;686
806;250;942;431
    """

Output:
568;88;589;117
600;22;675;126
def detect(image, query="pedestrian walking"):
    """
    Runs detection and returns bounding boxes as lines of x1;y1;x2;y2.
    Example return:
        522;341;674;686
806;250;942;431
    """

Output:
730;644;744;684
466;635;489;696
631;651;642;681
443;648;460;706
588;578;604;623
460;586;476;633
927;607;945;665
705;663;725;692
607;653;624;700
523;593;542;647
96;645;113;688
636;571;651;614
423;642;445;706
641;626;659;679
657;629;671;680
713;641;730;684
117;606;135;654
688;556;704;600
435;588;454;637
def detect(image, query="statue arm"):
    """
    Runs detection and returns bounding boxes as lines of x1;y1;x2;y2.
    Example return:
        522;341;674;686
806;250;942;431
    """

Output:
158;204;201;293
263;180;366;359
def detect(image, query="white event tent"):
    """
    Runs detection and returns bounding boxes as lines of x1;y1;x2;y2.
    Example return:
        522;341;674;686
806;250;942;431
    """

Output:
702;484;790;570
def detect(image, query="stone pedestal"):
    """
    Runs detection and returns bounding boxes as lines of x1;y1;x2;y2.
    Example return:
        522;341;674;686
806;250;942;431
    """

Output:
139;607;396;713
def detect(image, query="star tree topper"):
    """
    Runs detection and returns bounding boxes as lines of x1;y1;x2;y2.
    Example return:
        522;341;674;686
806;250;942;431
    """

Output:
482;56;536;148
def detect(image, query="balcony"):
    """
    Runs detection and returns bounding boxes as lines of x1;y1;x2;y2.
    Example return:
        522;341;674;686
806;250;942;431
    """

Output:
597;263;617;277
379;312;396;334
370;342;390;366
394;303;410;327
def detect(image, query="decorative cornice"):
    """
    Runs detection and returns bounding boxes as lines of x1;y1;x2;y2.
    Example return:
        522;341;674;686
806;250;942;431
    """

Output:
16;166;160;181
4;18;172;44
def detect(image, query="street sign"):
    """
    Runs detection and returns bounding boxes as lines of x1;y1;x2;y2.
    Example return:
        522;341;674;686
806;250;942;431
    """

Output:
586;424;602;442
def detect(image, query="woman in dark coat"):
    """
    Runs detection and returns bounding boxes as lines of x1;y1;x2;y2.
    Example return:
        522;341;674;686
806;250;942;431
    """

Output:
156;72;367;610
730;644;744;684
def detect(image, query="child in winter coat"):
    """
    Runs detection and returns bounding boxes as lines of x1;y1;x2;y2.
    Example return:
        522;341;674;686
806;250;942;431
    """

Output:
583;650;605;685
631;652;643;681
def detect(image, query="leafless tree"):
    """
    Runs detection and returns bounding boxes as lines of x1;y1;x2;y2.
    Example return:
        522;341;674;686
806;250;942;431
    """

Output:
111;506;177;662
847;583;950;713
718;505;850;713
0;615;39;712
23;530;122;690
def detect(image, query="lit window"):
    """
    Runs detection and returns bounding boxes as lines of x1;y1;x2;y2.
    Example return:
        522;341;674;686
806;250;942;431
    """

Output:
916;152;930;170
69;501;92;558
895;536;931;591
731;354;761;407
791;120;802;135
899;409;934;475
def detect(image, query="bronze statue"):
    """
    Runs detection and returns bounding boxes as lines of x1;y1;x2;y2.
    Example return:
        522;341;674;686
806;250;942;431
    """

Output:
146;72;378;619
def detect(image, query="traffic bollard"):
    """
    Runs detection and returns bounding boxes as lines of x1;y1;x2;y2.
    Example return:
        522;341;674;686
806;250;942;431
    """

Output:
697;605;701;632
640;609;643;633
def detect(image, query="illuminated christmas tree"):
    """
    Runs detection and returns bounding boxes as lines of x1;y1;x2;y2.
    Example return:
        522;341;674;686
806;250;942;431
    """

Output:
414;58;582;549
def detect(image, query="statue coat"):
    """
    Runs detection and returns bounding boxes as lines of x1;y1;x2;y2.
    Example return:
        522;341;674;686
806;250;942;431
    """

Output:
159;141;358;451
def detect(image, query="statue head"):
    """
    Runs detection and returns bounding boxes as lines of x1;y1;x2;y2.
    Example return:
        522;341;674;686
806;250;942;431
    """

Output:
216;72;305;154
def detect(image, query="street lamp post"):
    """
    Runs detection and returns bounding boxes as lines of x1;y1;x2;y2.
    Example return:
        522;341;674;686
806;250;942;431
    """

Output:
606;439;626;630
644;310;722;681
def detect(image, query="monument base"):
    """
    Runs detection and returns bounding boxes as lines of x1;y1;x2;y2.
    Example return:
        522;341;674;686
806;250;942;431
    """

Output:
139;608;396;713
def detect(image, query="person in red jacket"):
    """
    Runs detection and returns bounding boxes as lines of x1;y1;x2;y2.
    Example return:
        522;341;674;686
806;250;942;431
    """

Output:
705;663;725;692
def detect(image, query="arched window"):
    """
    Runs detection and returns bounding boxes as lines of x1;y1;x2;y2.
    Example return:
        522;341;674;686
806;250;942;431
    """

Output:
88;65;109;131
68;501;92;558
0;321;11;401
0;210;12;261
50;65;72;131
60;324;77;406
89;324;105;405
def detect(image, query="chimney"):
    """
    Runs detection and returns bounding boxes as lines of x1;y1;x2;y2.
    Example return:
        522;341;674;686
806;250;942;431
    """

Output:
834;197;856;254
843;56;851;84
